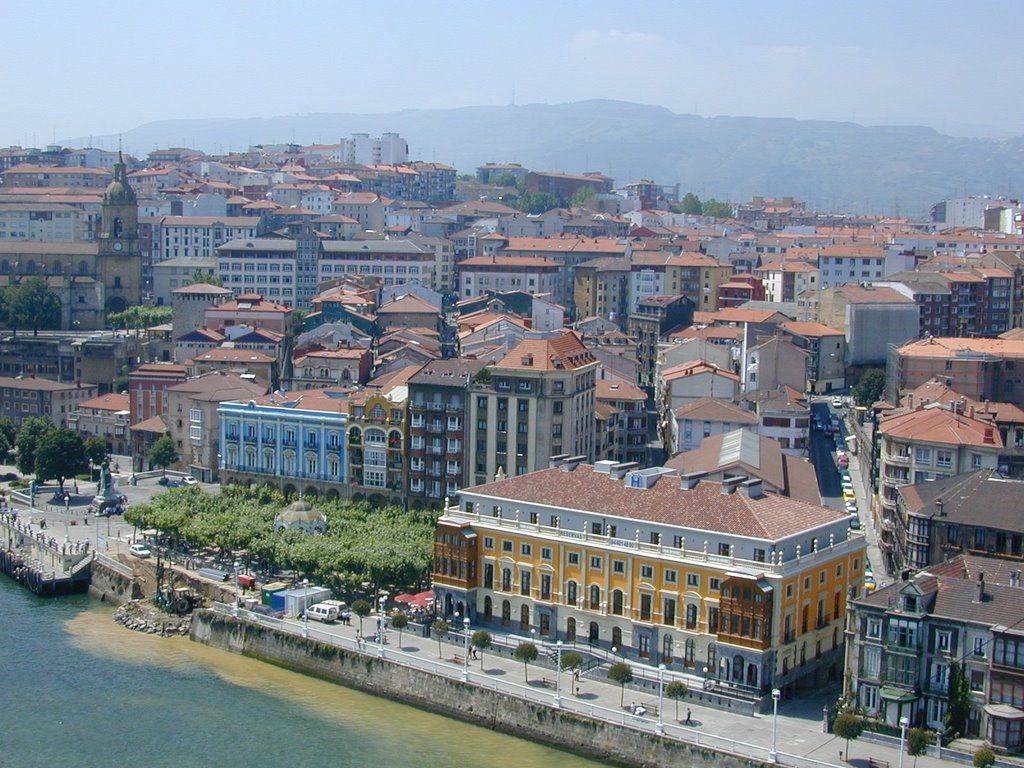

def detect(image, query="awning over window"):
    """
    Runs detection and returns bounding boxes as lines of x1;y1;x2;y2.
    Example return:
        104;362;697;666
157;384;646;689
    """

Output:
879;686;918;703
984;704;1024;721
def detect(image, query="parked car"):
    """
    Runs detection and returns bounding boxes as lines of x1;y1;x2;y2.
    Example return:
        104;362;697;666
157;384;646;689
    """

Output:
838;456;850;470
129;543;152;558
832;396;844;409
182;477;198;486
846;501;858;514
843;489;857;502
849;517;861;530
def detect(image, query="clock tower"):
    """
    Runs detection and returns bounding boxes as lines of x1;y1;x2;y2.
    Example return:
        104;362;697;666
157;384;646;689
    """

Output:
98;152;142;314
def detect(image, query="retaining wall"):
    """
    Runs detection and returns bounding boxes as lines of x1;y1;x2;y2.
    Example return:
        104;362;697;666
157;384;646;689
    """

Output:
192;609;770;768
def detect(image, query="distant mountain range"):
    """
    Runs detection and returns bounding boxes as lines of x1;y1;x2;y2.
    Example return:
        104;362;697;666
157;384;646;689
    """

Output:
69;100;1024;217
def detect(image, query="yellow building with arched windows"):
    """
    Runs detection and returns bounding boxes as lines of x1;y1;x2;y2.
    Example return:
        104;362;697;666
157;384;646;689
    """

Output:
433;457;866;702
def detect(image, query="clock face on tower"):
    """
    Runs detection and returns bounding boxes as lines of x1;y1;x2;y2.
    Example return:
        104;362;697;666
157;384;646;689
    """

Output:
113;241;123;252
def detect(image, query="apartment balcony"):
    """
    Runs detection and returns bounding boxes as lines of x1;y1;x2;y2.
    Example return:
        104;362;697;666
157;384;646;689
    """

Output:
880;494;898;511
886;452;910;465
882;473;910;489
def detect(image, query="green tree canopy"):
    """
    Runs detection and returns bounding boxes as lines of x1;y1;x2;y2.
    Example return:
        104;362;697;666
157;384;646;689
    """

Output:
34;427;88;493
701;199;734;219
0;416;16;460
677;192;703;215
907;728;934;768
492;173;519;187
833;712;864;759
84;435;109;467
510;191;563;215
8;277;61;336
390;611;409;647
513;641;539;681
570;186;596;208
108;305;172;333
607;661;633;706
148;434;178;475
471;629;492;668
431;618;449;658
561;651;584;672
351;599;371;634
945;660;971;739
974;747;996;768
15;417;55;476
185;270;223;287
665;680;688;721
853;368;887;407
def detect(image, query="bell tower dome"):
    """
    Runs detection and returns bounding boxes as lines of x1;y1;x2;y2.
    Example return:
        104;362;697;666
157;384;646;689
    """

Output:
100;151;138;241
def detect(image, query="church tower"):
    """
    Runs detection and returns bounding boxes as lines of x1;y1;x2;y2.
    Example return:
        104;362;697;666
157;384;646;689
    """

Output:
97;152;142;314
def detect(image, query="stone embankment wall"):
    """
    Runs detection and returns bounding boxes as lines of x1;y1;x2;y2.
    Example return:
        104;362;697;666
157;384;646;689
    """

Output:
192;610;769;768
89;555;138;604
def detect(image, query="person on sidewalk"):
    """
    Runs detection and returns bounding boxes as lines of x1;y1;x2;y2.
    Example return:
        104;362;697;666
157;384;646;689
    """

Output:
686;708;692;726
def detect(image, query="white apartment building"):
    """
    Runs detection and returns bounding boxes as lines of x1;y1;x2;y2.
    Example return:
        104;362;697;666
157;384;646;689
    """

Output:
0;203;85;241
217;239;297;305
157;216;260;261
318;239;437;289
343;132;408;165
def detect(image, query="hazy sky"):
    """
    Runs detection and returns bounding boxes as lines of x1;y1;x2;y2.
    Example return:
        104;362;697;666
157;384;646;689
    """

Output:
3;0;1021;148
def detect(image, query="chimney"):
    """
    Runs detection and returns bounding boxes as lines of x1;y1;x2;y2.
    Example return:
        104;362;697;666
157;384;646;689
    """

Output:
984;427;995;444
1011;570;1021;589
561;455;587;472
680;471;707;490
742;478;764;498
976;572;986;603
548;454;570;469
609;461;639;481
721;476;746;495
935;498;945;517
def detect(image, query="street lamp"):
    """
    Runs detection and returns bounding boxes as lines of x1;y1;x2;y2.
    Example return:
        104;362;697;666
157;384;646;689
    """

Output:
898;716;910;768
462;616;470;682
554;640;563;708
378;596;386;658
656;664;666;735
770;688;782;762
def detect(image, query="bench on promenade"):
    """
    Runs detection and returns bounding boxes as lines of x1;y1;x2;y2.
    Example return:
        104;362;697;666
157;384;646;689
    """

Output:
868;758;890;768
452;654;465;665
539;678;554;688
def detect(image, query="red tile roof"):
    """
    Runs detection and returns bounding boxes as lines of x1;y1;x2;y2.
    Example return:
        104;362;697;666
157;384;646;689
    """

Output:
880;405;1003;448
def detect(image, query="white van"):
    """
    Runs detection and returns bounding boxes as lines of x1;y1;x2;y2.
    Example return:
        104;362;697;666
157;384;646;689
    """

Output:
305;603;339;623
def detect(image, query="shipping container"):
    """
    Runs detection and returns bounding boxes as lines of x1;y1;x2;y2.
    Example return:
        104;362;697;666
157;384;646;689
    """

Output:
283;586;332;617
261;581;289;606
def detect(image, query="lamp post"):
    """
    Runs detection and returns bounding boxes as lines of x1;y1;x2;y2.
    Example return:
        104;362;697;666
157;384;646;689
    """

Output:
378;595;386;658
656;664;666;735
770;688;781;762
898;716;909;768
462;616;470;682
554;640;563;708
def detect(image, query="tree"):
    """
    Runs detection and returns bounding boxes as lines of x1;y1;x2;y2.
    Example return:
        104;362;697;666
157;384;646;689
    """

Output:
666;680;688;721
471;629;492;669
0;416;16;460
390;611;408;648
84;435;108;472
907;728;934;768
607;661;633;706
431;618;449;658
493;173;518;188
513;641;538;682
351;599;371;635
15;417;54;476
974;747;996;768
7;277;61;336
678;192;703;215
561;651;584;674
185;270;223;287
511;191;563;215
853;368;887;407
701;199;734;219
33;427;88;494
570;186;596;208
148;434;178;476
945;660;971;739
833;712;864;760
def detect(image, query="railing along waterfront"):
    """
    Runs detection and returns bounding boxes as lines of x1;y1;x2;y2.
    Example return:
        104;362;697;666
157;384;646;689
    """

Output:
208;603;841;768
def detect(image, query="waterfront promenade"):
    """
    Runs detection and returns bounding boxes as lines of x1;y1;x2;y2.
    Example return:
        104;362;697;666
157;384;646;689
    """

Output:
208;602;985;768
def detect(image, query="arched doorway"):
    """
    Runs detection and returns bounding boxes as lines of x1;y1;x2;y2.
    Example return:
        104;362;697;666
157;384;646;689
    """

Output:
588;621;599;644
732;655;744;683
456;600;464;618
747;663;759;688
501;600;511;626
566;617;577;642
612;589;623;615
484;596;493;620
444;594;454;616
520;605;530;630
612;626;622;650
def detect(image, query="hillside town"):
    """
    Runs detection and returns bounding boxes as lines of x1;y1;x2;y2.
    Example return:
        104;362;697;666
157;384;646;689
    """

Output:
3;134;1024;762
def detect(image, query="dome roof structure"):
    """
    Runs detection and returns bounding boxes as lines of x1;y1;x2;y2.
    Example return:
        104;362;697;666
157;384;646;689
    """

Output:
104;152;136;205
274;499;328;534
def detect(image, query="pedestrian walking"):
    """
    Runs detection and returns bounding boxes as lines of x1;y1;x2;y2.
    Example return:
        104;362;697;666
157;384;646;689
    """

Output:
686;708;692;726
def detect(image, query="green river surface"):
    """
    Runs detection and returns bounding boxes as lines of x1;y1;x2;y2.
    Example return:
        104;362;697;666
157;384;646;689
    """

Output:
0;577;608;768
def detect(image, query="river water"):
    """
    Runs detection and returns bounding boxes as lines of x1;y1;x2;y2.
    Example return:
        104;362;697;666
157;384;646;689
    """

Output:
0;578;607;768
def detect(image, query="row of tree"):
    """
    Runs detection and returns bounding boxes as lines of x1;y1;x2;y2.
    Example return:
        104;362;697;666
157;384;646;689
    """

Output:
13;418;109;493
123;486;437;595
0;278;61;336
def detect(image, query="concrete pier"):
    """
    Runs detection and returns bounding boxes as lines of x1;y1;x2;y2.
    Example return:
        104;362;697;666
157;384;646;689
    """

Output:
0;512;92;596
